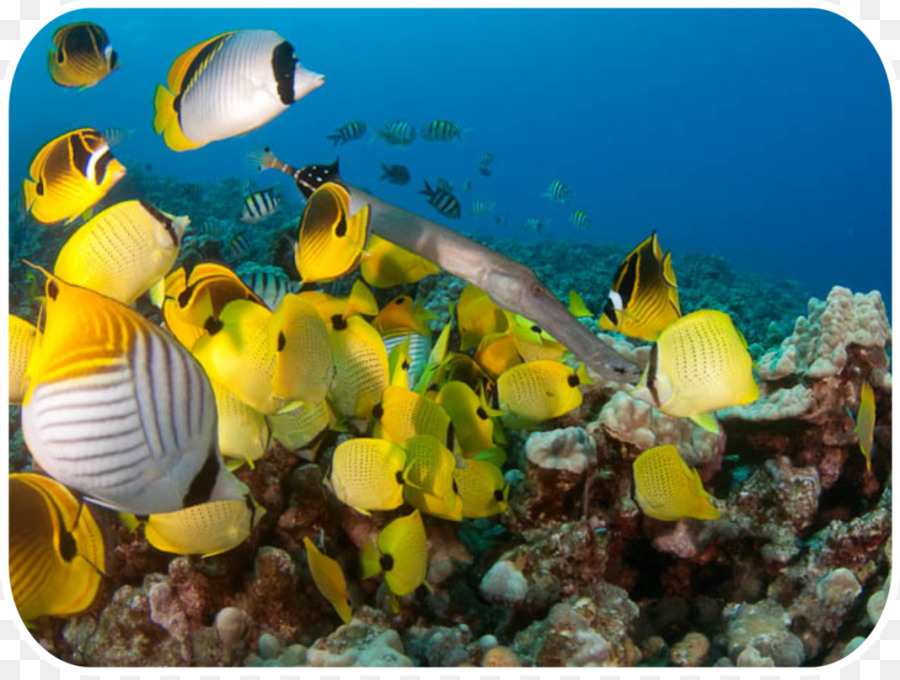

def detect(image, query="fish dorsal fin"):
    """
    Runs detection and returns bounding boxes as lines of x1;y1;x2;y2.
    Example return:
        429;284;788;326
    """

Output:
689;412;720;434
167;31;233;93
568;289;593;318
661;251;678;289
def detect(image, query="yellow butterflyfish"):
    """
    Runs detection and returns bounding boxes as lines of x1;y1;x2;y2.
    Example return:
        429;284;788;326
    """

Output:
497;360;593;428
304;536;352;624
327;315;389;420
270;293;335;404
453;458;509;519
266;400;332;458
632;445;720;521
211;379;270;469
360;510;429;612
361;233;440;288
373;385;452;447
457;284;508;351
329;438;410;514
854;381;876;473
297;279;378;323
437;381;503;456
143;497;265;557
402;434;463;521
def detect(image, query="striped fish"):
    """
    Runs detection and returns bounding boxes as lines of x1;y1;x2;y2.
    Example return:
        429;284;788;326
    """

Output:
569;210;590;229
101;126;133;147
543;179;572;203
240;188;281;222
470;201;495;217
237;263;300;310
376;120;416;146
419;180;461;219
384;332;432;390
48;22;118;89
479;152;494;167
436;178;454;193
523;217;546;233
21;270;248;515
421;119;464;142
327;120;367;147
229;232;251;260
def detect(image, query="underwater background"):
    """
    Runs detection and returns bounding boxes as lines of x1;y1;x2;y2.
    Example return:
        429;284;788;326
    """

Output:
6;7;893;669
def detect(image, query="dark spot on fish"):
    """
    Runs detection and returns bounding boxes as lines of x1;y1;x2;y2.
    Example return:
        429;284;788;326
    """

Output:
57;48;65;63
140;201;178;245
331;314;348;331
178;288;192;308
446;422;455;450
396;298;406;305
395;471;404;485
245;494;257;530
401;360;410;371
530;325;541;334
134;513;149;522
568;374;580;387
618;253;639;306
53;503;77;562
602;296;618;325
182;447;221;508
204;317;224;335
109;50;118;70
94;150;113;185
380;554;394;572
277;331;286;352
476;407;488;420
493;489;504;501
452;480;458;494
335;215;347;238
271;40;297;106
47;280;59;300
173;93;182;115
182;33;228;96
36;178;44;196
372;403;384;420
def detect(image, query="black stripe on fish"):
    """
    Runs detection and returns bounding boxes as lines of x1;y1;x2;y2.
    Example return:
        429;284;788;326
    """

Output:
335;213;348;238
271;40;297;106
93;149;113;185
175;33;230;119
182;446;221;508
70;132;93;179
140;200;178;246
446;421;455;451
617;251;639;308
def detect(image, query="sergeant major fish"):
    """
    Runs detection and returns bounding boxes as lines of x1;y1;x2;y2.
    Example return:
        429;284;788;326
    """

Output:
420;180;461;219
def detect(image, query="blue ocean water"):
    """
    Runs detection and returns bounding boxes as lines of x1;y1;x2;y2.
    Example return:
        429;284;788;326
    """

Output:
9;8;891;309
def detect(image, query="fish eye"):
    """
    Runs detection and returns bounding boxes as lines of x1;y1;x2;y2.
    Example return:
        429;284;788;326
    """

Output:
476;407;488;420
380;554;394;571
372;403;384;420
395;470;404;485
493;489;504;501
395;298;405;305
204;317;224;335
530;324;541;334
531;284;545;297
47;280;59;300
277;331;286;351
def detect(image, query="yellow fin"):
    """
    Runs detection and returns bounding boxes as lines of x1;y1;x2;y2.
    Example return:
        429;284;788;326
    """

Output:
568;290;593;318
148;278;166;308
689;412;720;434
360;538;382;579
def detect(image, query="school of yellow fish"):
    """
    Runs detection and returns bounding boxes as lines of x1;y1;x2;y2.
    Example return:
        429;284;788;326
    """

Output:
9;19;879;629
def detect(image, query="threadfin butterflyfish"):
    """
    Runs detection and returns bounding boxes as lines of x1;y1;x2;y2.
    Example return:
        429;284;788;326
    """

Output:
23;128;126;225
632;309;759;433
497;360;593;428
10;473;105;622
854;381;876;473
402;434;463;521
598;231;681;341
360;510;429;612
21;266;248;515
304;536;353;624
48;22;118;89
9;315;40;405
372;385;452;447
361;234;440;288
153;30;323;151
327;315;389;420
270;294;335;404
329;438;410;515
632;445;720;521
54;200;188;304
142;496;265;557
295;182;370;283
452;458;509;519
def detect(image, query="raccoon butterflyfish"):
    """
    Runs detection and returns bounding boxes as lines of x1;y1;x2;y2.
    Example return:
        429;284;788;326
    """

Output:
372;385;452;447
140;496;265;557
497;360;593;429
298;279;378;323
598;231;681;342
266;400;332;459
360;510;429;612
154;30;323;152
437;381;504;457
327;314;389;420
21;266;248;515
402;434;463;521
9;315;40;405
632;309;759;433
457;284;509;351
295;182;370;283
162;262;264;350
210;379;270;469
329;438;411;515
47;22;118;89
853;381;876;473
632;445;720;521
191;299;286;415
452;458;509;519
53;200;188;304
372;294;437;337
304;536;353;623
361;234;441;288
270;294;335;405
23;128;126;225
9;473;106;622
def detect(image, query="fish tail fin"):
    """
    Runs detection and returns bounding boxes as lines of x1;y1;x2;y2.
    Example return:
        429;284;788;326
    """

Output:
379;164;390;180
419;180;433;197
327;133;341;147
154;84;200;151
22;179;37;211
147;278;166;308
360;539;382;579
689;413;720;434
568;290;593;318
576;363;595;387
245;146;277;173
